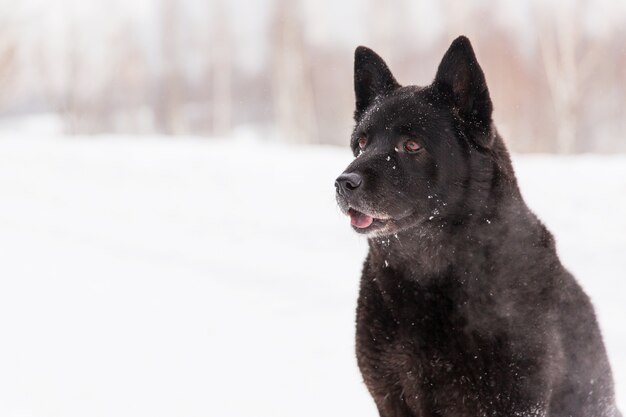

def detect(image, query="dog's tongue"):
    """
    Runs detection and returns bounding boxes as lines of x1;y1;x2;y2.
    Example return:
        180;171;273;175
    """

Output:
349;209;374;228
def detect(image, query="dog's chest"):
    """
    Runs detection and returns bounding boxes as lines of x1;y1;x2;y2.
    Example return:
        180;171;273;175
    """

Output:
355;270;500;416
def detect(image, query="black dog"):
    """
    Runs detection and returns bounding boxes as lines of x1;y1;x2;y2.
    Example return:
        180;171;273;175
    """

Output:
335;36;621;417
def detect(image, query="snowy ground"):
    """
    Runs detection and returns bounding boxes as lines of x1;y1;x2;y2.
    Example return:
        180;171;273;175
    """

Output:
0;135;624;417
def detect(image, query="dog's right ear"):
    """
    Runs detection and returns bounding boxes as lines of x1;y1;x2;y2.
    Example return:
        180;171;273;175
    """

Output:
354;46;399;121
432;36;495;148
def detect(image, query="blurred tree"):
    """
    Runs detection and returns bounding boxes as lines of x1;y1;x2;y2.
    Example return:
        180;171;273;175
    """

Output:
61;11;82;134
535;0;603;153
367;0;404;62
210;0;233;137
270;0;317;143
0;28;16;110
106;22;152;133
158;0;185;135
0;2;17;113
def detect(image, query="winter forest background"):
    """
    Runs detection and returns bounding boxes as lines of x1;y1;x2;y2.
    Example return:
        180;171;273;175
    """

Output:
0;1;625;417
0;0;625;152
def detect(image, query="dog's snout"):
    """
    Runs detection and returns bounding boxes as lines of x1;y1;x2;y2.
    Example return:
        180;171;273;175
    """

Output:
335;172;363;194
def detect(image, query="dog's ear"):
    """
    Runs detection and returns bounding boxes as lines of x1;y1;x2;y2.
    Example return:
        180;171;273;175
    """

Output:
354;46;400;121
433;36;495;148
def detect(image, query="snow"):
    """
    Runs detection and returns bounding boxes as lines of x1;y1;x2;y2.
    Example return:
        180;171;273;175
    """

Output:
0;135;624;417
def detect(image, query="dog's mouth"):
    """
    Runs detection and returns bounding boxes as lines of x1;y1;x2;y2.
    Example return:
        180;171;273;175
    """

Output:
348;208;375;229
337;193;405;235
346;207;393;234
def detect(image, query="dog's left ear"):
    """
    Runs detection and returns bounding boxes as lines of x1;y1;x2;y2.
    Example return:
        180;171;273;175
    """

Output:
433;36;495;149
354;46;400;121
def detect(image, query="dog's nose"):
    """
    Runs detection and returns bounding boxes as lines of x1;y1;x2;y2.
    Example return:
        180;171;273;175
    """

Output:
335;172;363;194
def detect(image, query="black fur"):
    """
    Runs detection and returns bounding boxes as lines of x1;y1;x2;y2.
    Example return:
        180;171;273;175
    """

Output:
335;36;621;417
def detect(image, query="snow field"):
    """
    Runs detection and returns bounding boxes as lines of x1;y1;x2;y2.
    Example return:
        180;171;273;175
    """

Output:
0;136;623;416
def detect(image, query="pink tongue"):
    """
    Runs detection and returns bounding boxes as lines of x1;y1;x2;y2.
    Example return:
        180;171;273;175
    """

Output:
350;211;374;228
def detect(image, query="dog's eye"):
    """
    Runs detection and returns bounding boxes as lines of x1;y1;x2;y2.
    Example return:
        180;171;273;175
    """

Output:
358;137;367;149
404;140;421;153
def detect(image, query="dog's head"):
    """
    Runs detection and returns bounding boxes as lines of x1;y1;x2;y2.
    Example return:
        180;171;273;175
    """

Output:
336;36;499;237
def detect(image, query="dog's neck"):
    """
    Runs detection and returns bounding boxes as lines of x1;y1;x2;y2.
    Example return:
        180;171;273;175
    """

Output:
367;219;467;278
367;182;530;280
